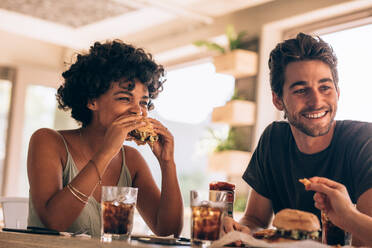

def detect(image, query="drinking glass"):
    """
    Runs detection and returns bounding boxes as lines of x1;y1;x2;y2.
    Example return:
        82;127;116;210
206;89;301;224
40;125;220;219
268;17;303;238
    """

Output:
190;190;227;246
101;186;138;242
321;211;351;245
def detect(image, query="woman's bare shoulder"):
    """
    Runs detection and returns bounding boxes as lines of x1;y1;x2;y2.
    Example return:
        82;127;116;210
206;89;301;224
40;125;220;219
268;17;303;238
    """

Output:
28;128;69;163
30;128;61;143
31;128;76;143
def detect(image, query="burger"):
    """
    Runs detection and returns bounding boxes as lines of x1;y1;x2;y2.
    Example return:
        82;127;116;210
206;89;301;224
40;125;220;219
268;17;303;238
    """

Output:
127;118;158;147
253;209;320;243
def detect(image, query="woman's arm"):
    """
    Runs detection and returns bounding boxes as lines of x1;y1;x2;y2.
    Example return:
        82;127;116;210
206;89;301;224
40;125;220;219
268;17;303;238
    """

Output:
28;128;108;231
127;118;183;236
308;177;372;246
28;115;146;231
126;146;183;236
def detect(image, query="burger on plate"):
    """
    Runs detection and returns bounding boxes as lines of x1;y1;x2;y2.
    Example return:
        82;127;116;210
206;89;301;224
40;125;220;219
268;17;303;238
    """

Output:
127;118;158;147
253;208;321;243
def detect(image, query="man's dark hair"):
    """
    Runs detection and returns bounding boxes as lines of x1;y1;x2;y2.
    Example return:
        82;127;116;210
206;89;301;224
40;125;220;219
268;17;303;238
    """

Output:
56;40;165;127
269;32;338;98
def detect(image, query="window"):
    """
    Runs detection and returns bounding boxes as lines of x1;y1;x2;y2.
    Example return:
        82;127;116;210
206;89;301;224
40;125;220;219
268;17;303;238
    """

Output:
128;62;235;236
19;85;77;196
131;62;235;197
321;24;372;122
0;78;12;194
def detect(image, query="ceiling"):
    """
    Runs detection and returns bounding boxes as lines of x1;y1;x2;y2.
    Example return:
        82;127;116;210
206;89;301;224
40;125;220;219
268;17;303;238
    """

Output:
0;0;273;50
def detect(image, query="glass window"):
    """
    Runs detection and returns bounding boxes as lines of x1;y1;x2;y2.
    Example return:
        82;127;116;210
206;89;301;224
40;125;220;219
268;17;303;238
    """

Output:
321;24;372;122
19;85;77;196
129;62;235;236
132;62;235;197
0;79;12;193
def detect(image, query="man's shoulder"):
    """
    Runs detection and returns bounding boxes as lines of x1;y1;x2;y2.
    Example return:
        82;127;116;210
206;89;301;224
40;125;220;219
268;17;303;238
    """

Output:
333;120;372;152
264;121;291;136
257;121;291;147
336;120;372;137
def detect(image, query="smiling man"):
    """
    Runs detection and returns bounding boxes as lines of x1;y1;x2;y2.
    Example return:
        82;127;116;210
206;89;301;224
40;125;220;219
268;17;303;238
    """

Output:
223;33;372;246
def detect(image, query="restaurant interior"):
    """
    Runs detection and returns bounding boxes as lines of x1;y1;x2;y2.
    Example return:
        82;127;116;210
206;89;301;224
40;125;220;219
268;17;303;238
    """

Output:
0;0;372;240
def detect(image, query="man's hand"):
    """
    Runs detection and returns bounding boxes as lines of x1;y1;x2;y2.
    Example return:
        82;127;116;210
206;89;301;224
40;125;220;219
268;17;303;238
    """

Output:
221;216;251;246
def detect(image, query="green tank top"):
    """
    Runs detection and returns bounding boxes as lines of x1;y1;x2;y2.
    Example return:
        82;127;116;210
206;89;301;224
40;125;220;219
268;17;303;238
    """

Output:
27;132;132;237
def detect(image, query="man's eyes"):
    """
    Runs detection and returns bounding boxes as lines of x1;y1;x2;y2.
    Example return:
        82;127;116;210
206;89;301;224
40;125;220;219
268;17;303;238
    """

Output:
320;85;331;91
293;86;332;95
293;88;306;94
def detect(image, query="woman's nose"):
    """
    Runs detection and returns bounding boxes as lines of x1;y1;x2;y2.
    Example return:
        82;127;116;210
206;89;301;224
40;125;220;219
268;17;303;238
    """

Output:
129;103;142;115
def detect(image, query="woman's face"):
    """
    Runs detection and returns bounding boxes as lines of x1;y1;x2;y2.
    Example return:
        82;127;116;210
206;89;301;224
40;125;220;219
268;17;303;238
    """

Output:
89;79;150;127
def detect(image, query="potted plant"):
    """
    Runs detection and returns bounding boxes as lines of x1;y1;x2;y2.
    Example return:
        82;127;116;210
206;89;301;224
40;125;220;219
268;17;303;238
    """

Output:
194;25;257;78
206;128;251;176
211;88;256;126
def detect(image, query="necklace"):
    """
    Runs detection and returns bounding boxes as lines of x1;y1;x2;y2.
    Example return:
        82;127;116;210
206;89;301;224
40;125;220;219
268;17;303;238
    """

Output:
78;128;91;162
79;128;102;185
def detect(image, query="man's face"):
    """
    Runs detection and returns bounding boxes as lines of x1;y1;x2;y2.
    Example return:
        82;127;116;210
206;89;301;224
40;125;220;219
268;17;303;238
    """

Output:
273;60;339;137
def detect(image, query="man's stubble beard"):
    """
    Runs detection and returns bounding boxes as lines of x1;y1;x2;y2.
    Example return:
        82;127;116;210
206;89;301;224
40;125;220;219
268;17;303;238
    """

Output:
283;104;337;137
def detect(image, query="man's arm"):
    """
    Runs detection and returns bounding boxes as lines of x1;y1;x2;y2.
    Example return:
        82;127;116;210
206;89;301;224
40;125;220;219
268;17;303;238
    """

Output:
353;188;372;246
239;189;273;232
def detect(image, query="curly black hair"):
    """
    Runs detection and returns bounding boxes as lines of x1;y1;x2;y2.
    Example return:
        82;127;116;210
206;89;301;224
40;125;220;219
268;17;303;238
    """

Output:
269;32;338;98
56;40;165;127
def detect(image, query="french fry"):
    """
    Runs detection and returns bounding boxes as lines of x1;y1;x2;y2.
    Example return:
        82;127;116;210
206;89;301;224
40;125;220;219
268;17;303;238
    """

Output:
299;178;311;189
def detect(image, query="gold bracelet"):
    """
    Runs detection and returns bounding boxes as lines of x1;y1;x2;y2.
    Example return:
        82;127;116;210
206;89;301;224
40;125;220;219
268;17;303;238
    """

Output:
90;160;102;185
67;184;88;205
69;183;89;199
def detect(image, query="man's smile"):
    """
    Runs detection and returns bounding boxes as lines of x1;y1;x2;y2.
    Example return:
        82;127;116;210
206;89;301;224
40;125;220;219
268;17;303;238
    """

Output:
303;111;328;119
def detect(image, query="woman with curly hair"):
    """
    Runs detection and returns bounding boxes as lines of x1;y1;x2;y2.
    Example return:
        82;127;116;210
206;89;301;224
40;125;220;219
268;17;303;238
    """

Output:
27;40;183;237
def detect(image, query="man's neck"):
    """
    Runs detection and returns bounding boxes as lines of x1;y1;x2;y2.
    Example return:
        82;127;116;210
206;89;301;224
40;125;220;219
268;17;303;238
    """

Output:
290;122;336;154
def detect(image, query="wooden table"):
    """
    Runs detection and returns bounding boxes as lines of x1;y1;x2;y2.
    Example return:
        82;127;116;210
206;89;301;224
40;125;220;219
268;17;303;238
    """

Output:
0;231;187;248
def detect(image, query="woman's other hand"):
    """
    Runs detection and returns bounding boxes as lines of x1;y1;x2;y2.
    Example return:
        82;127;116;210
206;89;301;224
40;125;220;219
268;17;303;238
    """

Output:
308;176;356;229
148;118;174;164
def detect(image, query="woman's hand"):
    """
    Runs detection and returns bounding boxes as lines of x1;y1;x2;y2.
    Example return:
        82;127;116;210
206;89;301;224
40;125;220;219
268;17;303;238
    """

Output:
307;177;356;229
148;118;174;164
101;115;146;157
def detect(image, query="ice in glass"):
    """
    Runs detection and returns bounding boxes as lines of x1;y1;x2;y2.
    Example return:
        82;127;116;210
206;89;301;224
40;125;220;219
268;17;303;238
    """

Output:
101;186;138;242
190;190;226;246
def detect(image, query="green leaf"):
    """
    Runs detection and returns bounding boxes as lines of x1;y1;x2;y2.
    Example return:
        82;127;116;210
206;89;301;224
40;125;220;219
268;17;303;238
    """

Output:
230;39;240;50
237;31;247;41
193;40;225;53
194;25;248;53
225;24;237;42
235;31;247;49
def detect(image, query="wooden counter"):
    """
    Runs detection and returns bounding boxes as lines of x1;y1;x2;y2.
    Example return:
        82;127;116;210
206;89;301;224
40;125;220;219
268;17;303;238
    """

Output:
0;231;185;248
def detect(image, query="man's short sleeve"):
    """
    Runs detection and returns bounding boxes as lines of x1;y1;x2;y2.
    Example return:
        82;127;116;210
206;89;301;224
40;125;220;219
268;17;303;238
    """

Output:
242;125;272;199
350;123;372;200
